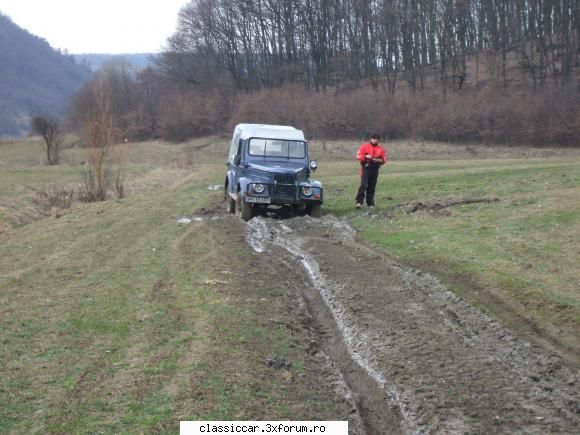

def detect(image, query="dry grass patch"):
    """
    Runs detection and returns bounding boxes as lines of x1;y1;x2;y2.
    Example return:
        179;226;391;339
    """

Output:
0;138;229;235
309;139;580;162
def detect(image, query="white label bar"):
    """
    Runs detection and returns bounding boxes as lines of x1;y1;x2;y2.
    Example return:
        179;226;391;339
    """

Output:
180;421;348;435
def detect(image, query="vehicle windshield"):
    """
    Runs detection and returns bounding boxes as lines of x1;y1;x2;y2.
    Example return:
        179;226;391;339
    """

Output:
249;138;306;159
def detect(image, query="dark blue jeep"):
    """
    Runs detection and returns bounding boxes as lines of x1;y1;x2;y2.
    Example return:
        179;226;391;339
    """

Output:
224;124;323;221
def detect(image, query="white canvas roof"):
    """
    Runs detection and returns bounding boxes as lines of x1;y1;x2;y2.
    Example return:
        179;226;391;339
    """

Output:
234;123;305;141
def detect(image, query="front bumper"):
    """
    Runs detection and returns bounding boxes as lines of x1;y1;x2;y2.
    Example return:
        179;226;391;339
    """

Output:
245;182;323;205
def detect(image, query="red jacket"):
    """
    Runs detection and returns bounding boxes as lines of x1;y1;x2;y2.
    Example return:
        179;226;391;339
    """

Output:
356;142;387;173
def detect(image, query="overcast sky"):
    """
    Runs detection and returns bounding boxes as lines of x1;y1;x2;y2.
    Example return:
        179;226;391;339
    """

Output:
0;0;188;54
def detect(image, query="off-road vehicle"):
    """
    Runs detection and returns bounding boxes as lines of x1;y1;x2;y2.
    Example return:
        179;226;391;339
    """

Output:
225;124;323;221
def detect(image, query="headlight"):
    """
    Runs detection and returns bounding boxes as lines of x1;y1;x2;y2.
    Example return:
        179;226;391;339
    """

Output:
302;186;313;196
253;183;265;194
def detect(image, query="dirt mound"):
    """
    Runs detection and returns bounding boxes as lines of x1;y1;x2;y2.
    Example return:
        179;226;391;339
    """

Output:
397;196;500;214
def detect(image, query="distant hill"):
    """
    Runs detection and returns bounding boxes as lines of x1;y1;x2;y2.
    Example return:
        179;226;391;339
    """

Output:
73;53;156;72
0;13;93;137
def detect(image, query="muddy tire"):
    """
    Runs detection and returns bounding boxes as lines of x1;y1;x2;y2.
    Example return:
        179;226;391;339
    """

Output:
240;200;254;221
237;194;254;221
307;204;322;218
224;184;235;213
226;194;235;214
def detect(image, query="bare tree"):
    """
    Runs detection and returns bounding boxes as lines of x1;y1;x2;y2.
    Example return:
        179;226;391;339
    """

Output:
30;116;62;165
160;0;579;94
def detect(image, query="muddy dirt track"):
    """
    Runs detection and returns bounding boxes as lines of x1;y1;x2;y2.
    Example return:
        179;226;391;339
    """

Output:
197;207;579;434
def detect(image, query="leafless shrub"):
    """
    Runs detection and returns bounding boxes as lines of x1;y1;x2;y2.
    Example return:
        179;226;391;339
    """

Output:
79;164;112;202
237;84;576;146
228;86;414;140
78;80;121;202
114;166;125;199
413;87;580;146
158;89;227;142
69;63;579;147
36;184;75;209
0;137;20;146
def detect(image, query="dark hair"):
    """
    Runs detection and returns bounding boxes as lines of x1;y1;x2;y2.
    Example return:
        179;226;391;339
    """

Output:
370;133;380;140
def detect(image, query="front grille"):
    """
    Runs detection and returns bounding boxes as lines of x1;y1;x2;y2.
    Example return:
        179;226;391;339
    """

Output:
275;174;295;185
276;184;297;199
274;173;296;199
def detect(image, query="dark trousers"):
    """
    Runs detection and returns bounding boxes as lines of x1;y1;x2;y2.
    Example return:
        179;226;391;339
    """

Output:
356;167;379;206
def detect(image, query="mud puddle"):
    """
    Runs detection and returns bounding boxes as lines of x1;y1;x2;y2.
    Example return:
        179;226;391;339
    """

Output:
245;215;579;433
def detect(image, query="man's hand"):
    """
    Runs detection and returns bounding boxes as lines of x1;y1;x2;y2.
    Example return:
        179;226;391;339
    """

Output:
365;154;372;159
373;158;383;162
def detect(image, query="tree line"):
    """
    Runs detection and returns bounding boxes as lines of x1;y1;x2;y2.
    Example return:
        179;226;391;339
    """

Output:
64;0;579;147
158;0;579;93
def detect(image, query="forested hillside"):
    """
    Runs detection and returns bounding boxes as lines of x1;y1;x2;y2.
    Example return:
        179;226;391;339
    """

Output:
160;0;578;92
71;0;579;146
0;13;92;137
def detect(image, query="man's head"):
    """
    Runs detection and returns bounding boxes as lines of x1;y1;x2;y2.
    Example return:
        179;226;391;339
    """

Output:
370;133;380;146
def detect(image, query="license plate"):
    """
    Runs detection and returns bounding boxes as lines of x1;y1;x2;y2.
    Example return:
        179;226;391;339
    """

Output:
247;197;271;204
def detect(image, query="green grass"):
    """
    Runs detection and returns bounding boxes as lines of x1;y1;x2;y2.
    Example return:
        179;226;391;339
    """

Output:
1;186;205;432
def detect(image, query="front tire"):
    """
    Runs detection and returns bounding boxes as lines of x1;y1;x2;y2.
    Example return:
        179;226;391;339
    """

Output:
225;183;235;214
240;200;254;221
237;195;254;222
227;194;236;214
307;204;322;218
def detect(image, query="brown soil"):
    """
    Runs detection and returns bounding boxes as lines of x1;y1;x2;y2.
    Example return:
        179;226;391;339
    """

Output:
370;196;501;219
186;204;579;433
405;258;580;371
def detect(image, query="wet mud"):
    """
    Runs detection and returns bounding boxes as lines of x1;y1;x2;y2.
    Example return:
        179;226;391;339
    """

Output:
242;215;579;434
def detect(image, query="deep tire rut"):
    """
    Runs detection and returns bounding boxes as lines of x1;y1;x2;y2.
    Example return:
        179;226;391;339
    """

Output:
284;247;404;434
245;215;579;434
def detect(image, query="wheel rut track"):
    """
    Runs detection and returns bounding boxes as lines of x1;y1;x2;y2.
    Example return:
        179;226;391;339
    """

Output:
245;215;579;434
277;240;404;434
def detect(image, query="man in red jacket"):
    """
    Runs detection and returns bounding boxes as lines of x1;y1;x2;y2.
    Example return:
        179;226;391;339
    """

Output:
355;133;387;208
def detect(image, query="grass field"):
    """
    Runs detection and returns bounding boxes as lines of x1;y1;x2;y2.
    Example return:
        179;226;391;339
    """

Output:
1;137;579;431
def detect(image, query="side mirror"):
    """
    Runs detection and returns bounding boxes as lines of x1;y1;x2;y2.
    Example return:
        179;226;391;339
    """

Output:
309;160;318;171
234;155;241;166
